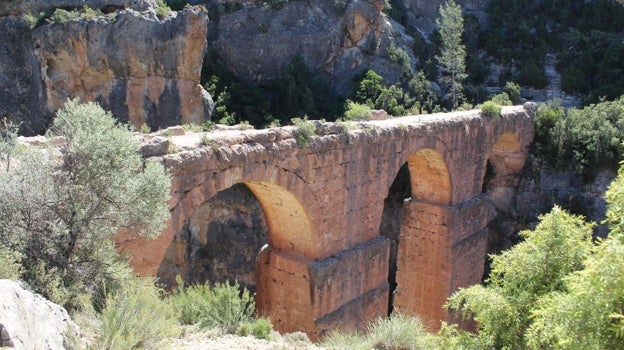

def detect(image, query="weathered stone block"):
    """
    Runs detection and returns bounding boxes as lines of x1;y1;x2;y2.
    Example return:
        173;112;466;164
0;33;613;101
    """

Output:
309;236;389;318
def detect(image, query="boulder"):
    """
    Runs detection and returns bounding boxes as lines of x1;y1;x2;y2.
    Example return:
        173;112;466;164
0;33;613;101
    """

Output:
0;279;79;350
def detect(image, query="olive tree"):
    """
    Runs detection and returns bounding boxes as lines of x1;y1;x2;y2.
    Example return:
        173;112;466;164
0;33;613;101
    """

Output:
0;99;171;310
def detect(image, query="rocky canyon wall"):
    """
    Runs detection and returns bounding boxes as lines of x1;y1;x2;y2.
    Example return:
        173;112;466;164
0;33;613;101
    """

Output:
0;0;212;134
213;0;412;95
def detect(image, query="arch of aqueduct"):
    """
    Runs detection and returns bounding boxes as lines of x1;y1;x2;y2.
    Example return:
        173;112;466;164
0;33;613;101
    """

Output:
116;105;534;339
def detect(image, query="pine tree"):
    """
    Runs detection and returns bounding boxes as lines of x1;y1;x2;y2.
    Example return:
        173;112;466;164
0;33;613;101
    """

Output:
436;0;467;110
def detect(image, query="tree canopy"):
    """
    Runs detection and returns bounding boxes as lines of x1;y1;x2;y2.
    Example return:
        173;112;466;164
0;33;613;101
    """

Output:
0;99;171;310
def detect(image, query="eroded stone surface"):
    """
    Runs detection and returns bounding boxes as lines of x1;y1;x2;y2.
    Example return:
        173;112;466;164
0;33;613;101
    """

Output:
0;279;79;350
0;4;211;134
117;105;534;337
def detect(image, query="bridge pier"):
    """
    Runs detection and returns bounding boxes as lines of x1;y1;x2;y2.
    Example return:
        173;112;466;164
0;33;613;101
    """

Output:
393;195;495;330
256;236;390;340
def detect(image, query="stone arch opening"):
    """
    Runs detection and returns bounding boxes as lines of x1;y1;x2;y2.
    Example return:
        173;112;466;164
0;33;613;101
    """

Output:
183;183;268;292
159;180;316;332
482;131;525;277
243;181;316;259
393;148;454;330
407;148;452;204
379;163;411;315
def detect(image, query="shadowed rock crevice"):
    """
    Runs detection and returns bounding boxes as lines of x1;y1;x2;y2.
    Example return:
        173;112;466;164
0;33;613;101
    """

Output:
379;162;411;315
172;183;268;293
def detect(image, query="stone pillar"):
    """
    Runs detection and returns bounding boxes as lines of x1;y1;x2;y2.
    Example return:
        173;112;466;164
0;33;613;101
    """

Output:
393;196;494;330
256;236;390;340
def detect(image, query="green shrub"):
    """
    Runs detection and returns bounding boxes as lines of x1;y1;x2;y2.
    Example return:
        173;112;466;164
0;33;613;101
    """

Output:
445;207;593;349
170;278;256;334
535;100;564;136
354;69;386;107
0;247;21;280
366;312;429;350
98;279;180;350
170;277;213;326
322;312;429;350
490;92;512;106
235;317;273;340
481;100;502;118
503;81;522;105
544;96;624;173
155;0;171;19
48;9;76;24
23;11;45;28
291;116;316;147
342;100;372;121
0;99;171;310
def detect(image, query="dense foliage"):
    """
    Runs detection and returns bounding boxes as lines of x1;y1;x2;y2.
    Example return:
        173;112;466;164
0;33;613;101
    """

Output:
431;159;624;349
535;96;624;174
484;0;624;104
0;100;171;310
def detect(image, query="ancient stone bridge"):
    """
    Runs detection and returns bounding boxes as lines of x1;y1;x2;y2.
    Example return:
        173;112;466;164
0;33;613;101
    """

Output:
116;105;535;339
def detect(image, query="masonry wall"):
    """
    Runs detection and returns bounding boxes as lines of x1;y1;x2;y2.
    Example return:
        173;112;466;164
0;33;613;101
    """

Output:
116;105;535;338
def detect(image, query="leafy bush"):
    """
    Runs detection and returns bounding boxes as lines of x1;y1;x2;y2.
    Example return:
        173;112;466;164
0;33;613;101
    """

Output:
490;92;512;106
444;207;594;349
49;9;77;24
155;0;171;19
480;100;502;118
97;279;180;349
170;279;256;334
342;100;372;121
0;99;171;310
541;97;624;173
0;247;21;280
235;317;273;340
291;116;316;147
503;81;522;105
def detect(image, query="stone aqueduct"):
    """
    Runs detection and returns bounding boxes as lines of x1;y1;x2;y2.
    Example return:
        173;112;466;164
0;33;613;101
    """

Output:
116;105;535;339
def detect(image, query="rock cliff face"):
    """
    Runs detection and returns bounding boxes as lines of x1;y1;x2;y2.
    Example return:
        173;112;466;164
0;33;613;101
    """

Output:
0;0;156;16
400;0;490;35
0;1;212;134
214;0;412;94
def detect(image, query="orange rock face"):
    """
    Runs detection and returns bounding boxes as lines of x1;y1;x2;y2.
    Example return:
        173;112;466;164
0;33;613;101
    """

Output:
32;7;211;131
117;105;535;339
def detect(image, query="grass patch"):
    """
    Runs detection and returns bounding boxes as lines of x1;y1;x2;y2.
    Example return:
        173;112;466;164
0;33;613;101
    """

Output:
291;116;317;147
97;279;180;350
322;312;430;350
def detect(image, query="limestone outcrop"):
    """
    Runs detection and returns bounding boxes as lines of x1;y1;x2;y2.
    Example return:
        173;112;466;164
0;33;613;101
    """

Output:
0;1;212;134
0;0;156;16
0;279;79;349
400;0;490;35
214;0;412;94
